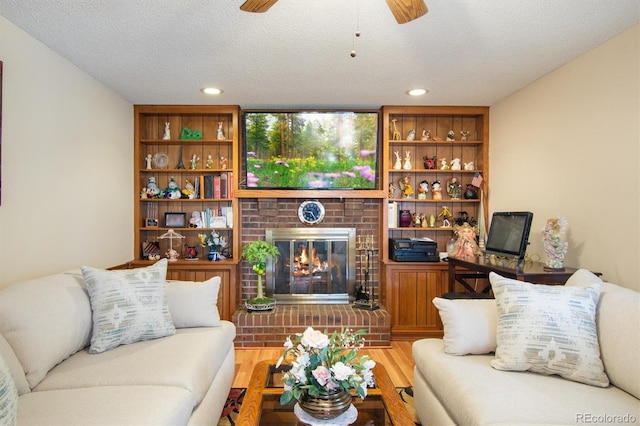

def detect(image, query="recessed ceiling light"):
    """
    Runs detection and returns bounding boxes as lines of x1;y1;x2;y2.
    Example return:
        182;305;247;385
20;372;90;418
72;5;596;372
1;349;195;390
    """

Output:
201;87;223;95
406;88;428;96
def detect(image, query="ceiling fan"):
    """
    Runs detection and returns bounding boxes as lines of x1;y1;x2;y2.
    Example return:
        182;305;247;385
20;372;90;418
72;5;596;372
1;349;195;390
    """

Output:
240;0;428;24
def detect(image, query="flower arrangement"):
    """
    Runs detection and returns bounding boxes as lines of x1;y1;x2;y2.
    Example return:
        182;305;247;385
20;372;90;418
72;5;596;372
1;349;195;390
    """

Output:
277;327;376;405
198;230;227;253
542;216;569;269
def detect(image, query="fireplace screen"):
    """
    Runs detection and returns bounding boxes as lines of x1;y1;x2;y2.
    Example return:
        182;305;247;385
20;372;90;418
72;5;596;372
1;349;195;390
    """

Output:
265;228;356;304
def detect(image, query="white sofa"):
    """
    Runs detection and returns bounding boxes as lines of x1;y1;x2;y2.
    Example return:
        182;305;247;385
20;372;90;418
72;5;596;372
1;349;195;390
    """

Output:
413;269;640;425
0;260;236;425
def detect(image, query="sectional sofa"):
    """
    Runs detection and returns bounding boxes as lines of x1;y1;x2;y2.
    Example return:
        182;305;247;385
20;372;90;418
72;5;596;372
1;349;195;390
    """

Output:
413;269;639;425
0;259;236;425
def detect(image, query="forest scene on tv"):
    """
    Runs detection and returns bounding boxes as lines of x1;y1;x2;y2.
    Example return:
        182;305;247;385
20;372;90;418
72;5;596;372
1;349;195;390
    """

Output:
244;111;378;189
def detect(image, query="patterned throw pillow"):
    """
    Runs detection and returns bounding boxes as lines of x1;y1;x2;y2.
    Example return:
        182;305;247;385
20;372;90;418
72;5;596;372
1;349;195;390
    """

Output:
489;272;609;387
0;354;18;426
81;259;175;354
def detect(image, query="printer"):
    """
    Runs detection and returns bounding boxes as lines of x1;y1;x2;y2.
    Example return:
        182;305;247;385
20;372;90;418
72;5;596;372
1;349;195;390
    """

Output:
390;238;439;262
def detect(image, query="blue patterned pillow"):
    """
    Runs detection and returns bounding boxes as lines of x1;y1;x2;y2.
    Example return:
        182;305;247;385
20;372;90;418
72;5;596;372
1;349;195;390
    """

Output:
489;272;609;387
0;353;18;426
81;259;175;354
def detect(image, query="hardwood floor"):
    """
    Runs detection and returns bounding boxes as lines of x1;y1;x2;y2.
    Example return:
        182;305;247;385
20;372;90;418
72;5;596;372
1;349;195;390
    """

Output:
232;341;416;388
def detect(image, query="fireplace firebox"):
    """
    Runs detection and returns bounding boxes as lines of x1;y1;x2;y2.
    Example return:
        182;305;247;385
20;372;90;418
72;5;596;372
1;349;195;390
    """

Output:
265;228;356;304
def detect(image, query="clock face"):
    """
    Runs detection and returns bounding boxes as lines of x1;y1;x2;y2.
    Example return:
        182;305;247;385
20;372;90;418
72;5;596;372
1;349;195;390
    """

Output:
298;201;325;225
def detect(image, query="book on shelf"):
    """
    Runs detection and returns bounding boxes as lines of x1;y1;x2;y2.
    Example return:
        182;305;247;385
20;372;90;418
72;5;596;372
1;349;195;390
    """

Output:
220;172;228;198
203;175;214;199
213;175;221;199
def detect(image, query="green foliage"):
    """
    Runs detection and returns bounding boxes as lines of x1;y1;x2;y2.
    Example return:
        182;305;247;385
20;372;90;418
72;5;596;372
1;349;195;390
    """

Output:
241;240;280;275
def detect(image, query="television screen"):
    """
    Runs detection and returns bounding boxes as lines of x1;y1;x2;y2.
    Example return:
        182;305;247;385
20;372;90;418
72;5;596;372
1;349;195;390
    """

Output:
485;211;534;260
243;110;379;189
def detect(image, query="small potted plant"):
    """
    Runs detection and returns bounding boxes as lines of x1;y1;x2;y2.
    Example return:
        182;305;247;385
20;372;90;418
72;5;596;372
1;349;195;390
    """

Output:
241;240;280;311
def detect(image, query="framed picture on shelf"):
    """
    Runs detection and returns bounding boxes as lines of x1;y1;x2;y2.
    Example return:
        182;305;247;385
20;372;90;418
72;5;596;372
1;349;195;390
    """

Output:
145;218;158;228
164;212;186;228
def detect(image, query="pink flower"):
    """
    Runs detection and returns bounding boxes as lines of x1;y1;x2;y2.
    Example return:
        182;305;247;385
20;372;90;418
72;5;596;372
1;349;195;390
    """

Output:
301;327;330;349
312;366;332;386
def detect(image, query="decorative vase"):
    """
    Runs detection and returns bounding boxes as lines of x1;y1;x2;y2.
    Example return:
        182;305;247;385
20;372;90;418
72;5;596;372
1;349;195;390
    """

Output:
298;389;352;420
399;209;412;227
207;249;220;261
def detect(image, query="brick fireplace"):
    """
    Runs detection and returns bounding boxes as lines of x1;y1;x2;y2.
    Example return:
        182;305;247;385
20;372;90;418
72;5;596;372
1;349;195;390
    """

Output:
232;198;391;347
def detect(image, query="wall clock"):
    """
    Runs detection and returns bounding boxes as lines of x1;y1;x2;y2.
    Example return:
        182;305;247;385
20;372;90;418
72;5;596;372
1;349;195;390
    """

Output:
298;200;325;226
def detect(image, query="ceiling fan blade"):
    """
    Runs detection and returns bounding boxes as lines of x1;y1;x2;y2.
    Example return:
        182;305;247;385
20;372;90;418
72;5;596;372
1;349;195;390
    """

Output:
385;0;428;24
240;0;279;13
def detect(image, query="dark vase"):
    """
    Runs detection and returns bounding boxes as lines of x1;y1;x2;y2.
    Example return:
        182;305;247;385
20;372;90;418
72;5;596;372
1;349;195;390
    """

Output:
399;209;412;227
299;389;352;420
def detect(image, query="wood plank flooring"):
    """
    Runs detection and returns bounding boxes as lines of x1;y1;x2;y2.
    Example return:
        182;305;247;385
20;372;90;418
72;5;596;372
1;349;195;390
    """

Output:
232;341;415;388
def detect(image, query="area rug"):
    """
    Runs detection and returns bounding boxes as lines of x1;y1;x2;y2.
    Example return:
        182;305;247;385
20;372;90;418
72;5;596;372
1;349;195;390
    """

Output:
217;386;420;425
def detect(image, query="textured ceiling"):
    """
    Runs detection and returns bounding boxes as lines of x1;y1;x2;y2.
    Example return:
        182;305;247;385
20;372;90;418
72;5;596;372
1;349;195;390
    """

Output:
1;0;638;108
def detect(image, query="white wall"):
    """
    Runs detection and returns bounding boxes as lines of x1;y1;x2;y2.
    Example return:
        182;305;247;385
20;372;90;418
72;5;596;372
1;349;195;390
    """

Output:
0;16;133;288
490;25;639;290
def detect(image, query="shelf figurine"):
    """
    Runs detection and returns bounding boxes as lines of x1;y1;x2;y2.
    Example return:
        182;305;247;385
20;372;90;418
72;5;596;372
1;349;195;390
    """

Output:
417;180;429;200
446;130;455;141
162;122;171;140
421;129;431;141
464;161;475;171
464;184;479;199
388;182;396;198
189;211;203;228
182;179;196;199
460;130;470;141
447;177;462;200
146;177;162;198
145;154;153;169
391;119;401;141
217;122;225;140
206;155;214;169
438;206;453;228
393;151;402;170
439;158;449;170
398;175;414;199
406;129;416;141
403;151;412;170
220;156;228;170
432;180;442;200
164;177;182;199
190;154;199;170
423;155;436;170
450;158;461;170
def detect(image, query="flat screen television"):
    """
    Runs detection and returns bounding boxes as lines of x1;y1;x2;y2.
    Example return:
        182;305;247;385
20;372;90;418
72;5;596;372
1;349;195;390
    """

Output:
243;110;379;189
484;211;534;260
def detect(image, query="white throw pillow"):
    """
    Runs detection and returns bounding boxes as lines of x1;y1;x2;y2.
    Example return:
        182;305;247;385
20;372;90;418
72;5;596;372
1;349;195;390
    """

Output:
489;272;609;387
432;297;497;355
166;277;221;328
0;353;18;426
81;259;175;354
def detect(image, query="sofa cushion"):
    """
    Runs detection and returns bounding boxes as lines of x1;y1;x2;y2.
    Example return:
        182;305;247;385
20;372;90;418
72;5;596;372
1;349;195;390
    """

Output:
81;259;175;354
413;338;639;425
432;297;497;355
566;269;640;399
0;335;29;396
489;272;609;387
166;277;221;328
0;274;92;389
34;323;235;407
0;352;18;426
18;385;193;425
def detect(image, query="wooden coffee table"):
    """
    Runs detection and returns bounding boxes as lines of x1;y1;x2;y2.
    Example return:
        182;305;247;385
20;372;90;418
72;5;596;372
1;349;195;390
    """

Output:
236;359;414;425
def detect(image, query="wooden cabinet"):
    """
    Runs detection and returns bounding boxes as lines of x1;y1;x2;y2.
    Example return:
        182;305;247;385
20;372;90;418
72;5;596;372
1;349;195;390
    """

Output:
383;262;447;340
380;106;489;339
133;105;241;320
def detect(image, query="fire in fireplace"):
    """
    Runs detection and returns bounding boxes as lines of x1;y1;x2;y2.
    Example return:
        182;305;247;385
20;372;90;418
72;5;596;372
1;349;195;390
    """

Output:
265;228;356;304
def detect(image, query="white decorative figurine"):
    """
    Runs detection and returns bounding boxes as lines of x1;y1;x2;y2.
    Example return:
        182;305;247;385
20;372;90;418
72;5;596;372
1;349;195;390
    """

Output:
450;158;461;170
460;130;470;141
162;122;171;140
406;129;416;141
217;122;225;140
145;154;153;169
403;151;412;170
542;216;569;270
190;154;199;170
446;130;455;141
464;161;475;171
439;157;449;170
393;151;402;170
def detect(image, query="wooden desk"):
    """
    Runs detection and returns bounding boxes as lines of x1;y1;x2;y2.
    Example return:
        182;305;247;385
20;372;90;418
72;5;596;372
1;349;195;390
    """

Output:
447;256;579;293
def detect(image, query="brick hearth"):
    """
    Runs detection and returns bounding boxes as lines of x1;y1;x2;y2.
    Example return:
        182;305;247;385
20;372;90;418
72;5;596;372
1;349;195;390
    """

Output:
232;304;391;347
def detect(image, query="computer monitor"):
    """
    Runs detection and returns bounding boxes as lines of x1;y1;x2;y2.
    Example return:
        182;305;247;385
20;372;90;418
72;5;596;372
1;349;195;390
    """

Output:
484;211;534;260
